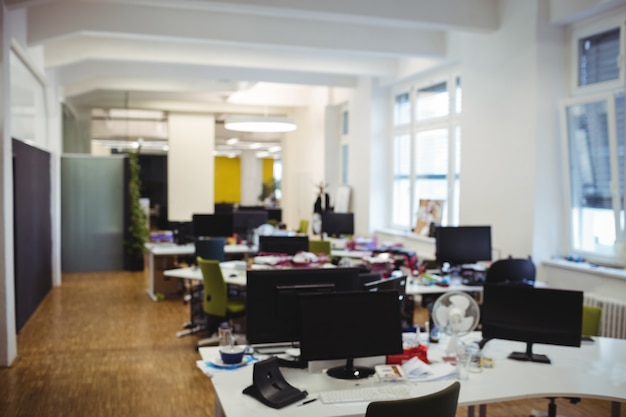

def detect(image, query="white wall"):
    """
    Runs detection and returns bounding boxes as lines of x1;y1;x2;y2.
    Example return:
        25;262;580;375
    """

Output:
0;2;17;368
1;6;64;366
167;113;215;221
280;87;329;231
457;1;564;261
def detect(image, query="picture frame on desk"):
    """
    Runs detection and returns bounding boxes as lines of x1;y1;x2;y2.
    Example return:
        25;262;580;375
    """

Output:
414;199;444;237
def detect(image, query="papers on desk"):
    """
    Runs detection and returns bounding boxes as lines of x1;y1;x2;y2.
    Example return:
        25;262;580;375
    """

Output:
400;357;456;382
220;260;247;270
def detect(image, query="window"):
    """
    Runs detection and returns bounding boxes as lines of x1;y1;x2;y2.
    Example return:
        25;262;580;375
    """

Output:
562;93;624;264
562;14;626;266
390;72;461;233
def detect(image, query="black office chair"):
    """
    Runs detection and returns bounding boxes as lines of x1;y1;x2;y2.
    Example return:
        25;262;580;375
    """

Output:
365;381;460;417
485;256;536;286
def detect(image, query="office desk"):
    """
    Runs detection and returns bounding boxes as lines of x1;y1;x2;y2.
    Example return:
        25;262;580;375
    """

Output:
198;335;626;417
144;243;256;301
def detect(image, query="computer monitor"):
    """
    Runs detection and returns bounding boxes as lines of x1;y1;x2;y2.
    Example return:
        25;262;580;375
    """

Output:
435;225;492;266
321;211;354;237
245;267;361;346
481;284;583;364
298;290;403;379
232;210;268;238
192;213;234;238
258;235;309;255
238;205;282;223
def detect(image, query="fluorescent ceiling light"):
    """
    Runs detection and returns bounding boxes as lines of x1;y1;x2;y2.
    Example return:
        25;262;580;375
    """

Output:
224;115;297;133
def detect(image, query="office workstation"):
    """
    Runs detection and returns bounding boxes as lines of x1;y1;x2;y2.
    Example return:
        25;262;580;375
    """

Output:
187;224;624;417
195;277;625;417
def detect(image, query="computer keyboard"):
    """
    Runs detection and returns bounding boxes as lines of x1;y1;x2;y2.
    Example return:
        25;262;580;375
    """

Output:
318;385;412;404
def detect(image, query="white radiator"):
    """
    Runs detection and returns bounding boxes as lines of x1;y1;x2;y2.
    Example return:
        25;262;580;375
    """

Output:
583;293;626;339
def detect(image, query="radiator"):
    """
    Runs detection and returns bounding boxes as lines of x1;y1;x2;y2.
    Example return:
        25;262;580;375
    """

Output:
583;293;626;339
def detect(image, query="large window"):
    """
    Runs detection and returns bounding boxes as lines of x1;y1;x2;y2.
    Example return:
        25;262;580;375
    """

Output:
562;14;626;266
390;72;461;233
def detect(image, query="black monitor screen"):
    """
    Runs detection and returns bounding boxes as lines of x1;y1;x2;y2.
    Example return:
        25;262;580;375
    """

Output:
321;211;354;236
246;267;360;345
258;236;309;255
435;226;492;266
481;284;583;364
238;206;282;223
192;213;234;238
233;211;268;237
299;290;403;379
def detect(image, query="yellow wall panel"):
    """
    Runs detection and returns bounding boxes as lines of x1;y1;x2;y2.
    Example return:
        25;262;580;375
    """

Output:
214;157;241;203
262;158;274;183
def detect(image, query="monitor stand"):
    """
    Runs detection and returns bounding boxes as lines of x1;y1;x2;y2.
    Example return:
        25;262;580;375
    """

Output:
508;342;551;364
326;358;375;380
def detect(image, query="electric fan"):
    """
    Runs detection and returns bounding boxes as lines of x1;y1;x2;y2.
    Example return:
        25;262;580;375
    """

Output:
432;291;481;354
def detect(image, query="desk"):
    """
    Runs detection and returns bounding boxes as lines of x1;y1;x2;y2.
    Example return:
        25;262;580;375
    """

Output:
144;243;256;301
198;335;626;417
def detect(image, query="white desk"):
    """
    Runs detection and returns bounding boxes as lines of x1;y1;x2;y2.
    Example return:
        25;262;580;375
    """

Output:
164;262;247;287
198;335;626;417
144;243;256;301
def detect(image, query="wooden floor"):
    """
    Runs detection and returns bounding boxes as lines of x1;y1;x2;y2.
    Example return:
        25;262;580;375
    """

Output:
0;271;616;417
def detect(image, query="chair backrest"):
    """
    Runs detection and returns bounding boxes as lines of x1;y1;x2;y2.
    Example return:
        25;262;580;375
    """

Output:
308;239;331;255
197;257;228;317
298;219;309;234
582;305;602;336
195;237;225;262
485;257;536;286
365;381;460;417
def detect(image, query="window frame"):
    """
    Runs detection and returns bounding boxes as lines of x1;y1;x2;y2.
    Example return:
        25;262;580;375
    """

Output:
561;10;626;267
388;69;461;233
570;13;625;95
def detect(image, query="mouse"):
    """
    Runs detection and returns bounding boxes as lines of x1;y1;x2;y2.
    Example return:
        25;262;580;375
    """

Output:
229;273;237;277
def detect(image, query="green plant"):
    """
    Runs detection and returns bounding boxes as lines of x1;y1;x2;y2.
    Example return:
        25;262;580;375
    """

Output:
258;178;276;202
126;150;149;261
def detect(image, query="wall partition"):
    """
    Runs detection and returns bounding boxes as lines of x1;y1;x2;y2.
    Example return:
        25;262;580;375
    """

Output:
13;139;51;332
61;155;125;272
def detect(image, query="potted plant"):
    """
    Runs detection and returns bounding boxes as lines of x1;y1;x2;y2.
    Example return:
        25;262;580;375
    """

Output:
125;150;149;270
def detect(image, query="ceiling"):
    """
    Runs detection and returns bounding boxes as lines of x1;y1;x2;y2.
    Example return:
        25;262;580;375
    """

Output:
7;0;501;153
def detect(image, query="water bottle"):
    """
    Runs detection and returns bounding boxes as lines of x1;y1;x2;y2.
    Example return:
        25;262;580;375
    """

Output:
218;322;234;349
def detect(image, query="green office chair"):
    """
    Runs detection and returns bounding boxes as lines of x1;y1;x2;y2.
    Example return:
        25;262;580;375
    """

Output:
365;381;460;417
308;239;331;255
196;257;246;349
297;219;309;234
582;305;601;337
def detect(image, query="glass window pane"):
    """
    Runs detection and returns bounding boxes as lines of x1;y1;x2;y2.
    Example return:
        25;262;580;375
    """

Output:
578;27;620;87
392;134;411;227
416;82;448;121
565;99;618;252
394;92;411;126
413;129;448;225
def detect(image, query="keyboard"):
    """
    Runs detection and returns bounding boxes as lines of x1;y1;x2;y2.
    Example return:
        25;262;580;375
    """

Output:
318;385;412;404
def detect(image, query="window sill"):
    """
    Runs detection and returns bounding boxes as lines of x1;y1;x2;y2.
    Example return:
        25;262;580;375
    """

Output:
543;258;626;282
375;228;434;243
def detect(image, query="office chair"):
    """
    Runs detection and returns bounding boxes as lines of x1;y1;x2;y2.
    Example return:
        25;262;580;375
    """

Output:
582;305;601;337
297;219;309;234
196;257;246;349
531;305;602;417
365;381;460;417
485;256;536;286
308;239;331;255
